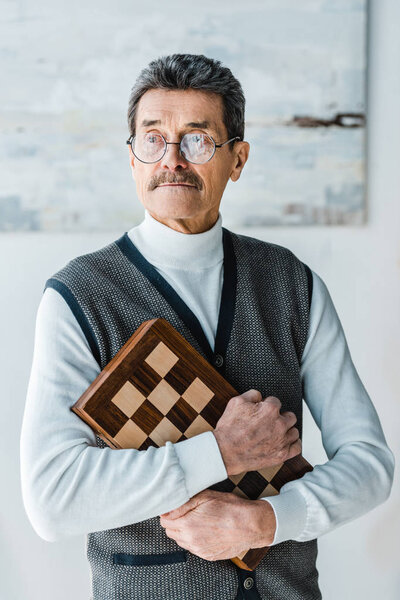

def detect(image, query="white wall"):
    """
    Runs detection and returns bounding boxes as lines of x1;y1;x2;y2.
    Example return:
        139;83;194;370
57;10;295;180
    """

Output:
1;1;399;598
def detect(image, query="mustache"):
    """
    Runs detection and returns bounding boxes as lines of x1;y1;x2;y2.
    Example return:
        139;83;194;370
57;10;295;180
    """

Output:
148;172;202;191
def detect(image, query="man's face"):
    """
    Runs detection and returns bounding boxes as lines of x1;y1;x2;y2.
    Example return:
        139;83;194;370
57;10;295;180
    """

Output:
128;88;249;233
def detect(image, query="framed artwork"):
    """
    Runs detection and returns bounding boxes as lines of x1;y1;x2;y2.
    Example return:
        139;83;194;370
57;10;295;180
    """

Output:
0;0;367;230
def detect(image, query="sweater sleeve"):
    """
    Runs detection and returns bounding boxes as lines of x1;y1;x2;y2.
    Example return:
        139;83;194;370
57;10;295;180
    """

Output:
20;287;228;542
259;270;395;545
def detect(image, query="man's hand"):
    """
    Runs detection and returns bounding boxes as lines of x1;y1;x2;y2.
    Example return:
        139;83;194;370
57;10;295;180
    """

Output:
213;390;301;476
159;489;276;561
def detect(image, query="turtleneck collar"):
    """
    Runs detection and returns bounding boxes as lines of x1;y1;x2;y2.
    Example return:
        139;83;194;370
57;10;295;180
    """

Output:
127;209;224;270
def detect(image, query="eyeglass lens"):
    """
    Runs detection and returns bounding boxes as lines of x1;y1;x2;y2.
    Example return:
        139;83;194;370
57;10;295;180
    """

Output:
132;133;215;164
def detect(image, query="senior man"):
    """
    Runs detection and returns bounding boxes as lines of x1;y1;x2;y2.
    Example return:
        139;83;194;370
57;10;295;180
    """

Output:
21;54;394;600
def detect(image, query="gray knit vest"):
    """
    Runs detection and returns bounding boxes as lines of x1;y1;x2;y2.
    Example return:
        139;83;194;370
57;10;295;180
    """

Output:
45;227;321;600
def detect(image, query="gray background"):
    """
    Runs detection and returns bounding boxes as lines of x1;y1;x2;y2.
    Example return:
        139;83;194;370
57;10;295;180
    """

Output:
1;1;399;599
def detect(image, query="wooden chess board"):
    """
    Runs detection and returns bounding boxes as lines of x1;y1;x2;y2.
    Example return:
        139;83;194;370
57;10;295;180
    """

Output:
72;317;312;571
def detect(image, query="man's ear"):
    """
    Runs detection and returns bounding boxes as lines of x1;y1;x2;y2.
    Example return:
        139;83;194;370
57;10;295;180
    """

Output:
128;146;136;177
230;141;250;183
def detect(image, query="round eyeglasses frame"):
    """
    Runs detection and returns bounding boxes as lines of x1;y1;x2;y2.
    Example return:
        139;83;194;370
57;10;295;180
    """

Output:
125;133;241;164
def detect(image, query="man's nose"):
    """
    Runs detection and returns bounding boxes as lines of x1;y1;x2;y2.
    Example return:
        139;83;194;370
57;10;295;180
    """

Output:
159;142;188;169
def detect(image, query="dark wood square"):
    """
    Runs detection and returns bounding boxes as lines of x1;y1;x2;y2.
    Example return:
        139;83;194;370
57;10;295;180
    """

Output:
236;471;269;500
269;462;294;492
138;437;158;451
166;397;198;431
209;478;236;494
163;360;198;396
131;399;164;435
90;402;129;437
129;361;162;397
200;399;224;428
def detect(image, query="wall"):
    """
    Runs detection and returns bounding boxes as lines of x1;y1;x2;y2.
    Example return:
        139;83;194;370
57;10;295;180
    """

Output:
1;1;398;598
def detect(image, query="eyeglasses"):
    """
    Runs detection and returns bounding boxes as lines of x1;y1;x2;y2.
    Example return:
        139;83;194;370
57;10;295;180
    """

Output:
126;132;241;165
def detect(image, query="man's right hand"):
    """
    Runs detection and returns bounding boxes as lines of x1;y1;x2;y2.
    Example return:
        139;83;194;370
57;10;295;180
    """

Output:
212;389;301;476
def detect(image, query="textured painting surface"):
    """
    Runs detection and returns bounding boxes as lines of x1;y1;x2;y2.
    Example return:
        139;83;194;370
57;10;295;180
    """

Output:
0;0;367;231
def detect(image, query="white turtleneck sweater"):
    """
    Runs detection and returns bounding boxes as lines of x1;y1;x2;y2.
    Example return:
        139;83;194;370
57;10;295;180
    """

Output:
20;209;394;546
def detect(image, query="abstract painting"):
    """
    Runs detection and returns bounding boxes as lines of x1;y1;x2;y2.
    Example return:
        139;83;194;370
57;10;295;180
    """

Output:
0;0;367;230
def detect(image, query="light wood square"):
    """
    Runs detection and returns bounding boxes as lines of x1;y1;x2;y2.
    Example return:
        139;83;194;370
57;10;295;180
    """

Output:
258;483;279;498
149;417;182;446
184;414;214;438
113;419;148;448
232;487;248;499
144;341;179;377
147;379;180;415
229;472;246;485
258;463;282;482
111;381;146;417
181;377;214;412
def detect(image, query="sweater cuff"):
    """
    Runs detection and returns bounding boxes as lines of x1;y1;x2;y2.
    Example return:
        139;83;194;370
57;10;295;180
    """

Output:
174;431;228;498
259;487;308;545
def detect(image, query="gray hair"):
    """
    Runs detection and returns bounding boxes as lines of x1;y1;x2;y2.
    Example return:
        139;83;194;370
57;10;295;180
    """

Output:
127;53;245;150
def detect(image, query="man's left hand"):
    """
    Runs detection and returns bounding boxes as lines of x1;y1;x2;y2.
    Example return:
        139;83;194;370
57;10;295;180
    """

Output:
159;489;276;561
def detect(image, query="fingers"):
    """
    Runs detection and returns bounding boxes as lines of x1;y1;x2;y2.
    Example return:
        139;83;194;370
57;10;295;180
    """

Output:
238;389;263;403
285;425;300;445
264;396;282;411
161;498;196;520
287;439;302;459
281;410;297;429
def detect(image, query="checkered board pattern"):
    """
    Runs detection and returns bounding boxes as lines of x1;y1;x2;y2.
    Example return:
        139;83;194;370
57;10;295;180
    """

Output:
72;318;312;571
104;340;217;451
